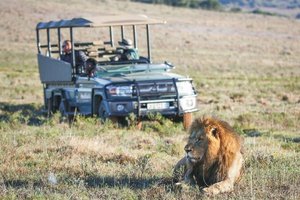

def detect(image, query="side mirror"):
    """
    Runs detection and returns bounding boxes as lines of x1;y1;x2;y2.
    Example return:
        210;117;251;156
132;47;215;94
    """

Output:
164;61;175;69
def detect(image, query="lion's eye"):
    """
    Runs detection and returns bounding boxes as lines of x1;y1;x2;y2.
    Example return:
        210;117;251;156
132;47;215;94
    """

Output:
196;138;202;143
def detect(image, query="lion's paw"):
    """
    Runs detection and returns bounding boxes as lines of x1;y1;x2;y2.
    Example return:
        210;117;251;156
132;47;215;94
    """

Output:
174;181;195;193
202;186;220;196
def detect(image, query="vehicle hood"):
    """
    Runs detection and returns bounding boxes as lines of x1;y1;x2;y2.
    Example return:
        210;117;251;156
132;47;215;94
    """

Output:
102;71;184;82
95;63;185;83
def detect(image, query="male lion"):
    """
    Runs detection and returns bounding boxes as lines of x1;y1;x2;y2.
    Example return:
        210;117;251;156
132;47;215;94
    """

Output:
173;116;244;195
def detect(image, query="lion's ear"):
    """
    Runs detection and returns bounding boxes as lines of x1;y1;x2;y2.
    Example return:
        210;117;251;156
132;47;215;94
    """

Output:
211;128;218;138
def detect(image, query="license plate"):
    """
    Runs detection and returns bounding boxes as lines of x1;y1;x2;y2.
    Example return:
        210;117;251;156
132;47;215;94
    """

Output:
147;102;169;110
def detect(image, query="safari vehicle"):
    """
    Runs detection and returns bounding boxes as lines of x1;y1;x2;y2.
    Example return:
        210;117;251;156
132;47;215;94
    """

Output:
36;15;197;129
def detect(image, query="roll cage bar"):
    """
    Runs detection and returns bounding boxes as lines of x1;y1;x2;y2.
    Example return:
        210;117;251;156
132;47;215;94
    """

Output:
36;15;166;78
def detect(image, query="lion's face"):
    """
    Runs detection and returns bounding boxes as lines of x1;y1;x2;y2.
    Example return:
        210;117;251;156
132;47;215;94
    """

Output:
185;119;221;163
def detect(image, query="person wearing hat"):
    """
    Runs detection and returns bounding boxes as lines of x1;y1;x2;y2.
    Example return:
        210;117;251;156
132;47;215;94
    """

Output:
118;38;139;60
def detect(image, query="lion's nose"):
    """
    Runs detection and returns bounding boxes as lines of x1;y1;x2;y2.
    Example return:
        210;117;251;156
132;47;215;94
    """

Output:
184;144;192;153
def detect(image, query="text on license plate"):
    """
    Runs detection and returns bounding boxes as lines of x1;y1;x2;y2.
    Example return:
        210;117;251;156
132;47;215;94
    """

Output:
147;102;169;110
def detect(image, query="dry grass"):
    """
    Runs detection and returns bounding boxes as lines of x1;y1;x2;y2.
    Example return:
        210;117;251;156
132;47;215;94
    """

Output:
0;0;299;199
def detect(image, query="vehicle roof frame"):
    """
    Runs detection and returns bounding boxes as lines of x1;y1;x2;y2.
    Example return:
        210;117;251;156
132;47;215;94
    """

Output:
36;15;166;79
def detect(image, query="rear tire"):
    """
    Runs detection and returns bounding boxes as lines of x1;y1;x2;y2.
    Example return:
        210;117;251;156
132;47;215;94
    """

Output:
59;100;73;124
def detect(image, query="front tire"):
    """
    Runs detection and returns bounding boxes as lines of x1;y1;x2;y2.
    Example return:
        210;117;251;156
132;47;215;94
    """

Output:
98;101;118;123
98;101;108;121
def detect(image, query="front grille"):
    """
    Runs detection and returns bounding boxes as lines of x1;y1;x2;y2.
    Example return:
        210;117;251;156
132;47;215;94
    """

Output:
134;81;176;99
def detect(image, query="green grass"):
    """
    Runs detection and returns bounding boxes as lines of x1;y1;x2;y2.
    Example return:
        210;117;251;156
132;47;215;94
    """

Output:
0;66;299;198
0;106;299;199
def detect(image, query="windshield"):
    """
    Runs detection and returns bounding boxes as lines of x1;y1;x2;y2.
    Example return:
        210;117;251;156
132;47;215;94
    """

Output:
94;63;171;78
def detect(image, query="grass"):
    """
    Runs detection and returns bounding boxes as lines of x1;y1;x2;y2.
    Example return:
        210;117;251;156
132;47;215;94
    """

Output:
0;105;299;199
1;71;299;199
0;0;299;199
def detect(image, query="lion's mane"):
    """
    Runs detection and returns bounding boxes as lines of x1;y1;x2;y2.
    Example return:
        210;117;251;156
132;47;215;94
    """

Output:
174;116;244;195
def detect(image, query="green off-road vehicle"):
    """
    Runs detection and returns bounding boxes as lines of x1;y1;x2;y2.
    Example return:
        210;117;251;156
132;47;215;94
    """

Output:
36;15;197;129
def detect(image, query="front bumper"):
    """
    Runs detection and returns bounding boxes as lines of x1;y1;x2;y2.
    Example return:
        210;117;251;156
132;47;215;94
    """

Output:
106;96;198;117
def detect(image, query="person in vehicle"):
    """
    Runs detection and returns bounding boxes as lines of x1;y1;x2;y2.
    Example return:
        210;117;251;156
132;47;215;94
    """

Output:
118;38;139;60
60;40;88;73
85;58;97;79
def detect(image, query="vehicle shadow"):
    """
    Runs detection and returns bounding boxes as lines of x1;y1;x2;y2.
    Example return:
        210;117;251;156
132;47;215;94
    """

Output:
3;179;44;189
84;175;173;189
3;176;173;190
0;102;47;126
273;134;300;143
243;128;300;143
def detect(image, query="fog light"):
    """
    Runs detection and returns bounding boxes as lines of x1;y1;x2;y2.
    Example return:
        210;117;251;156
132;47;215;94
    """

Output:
117;104;125;112
186;99;194;107
180;97;196;110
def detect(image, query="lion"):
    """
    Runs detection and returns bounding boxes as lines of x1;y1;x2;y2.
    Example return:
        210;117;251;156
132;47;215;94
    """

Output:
173;116;244;195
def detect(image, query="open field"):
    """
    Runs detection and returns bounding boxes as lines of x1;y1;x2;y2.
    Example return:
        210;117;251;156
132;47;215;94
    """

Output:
0;0;299;199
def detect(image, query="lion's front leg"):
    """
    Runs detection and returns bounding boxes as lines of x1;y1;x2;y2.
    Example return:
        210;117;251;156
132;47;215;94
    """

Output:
183;167;196;185
203;152;243;195
202;179;234;195
173;157;195;185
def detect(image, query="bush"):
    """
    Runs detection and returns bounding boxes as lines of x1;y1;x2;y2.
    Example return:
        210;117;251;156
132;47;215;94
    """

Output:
230;7;242;12
252;9;276;16
199;0;221;10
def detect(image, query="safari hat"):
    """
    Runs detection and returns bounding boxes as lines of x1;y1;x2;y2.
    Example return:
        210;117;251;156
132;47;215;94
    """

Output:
118;38;133;49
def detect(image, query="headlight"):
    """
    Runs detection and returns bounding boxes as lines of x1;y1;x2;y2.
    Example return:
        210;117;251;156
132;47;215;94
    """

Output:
106;84;133;97
176;81;195;96
179;96;196;110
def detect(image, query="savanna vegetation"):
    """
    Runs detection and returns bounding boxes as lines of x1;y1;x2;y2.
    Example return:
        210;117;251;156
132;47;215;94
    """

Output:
0;0;299;199
131;0;221;10
133;0;300;17
132;0;300;9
